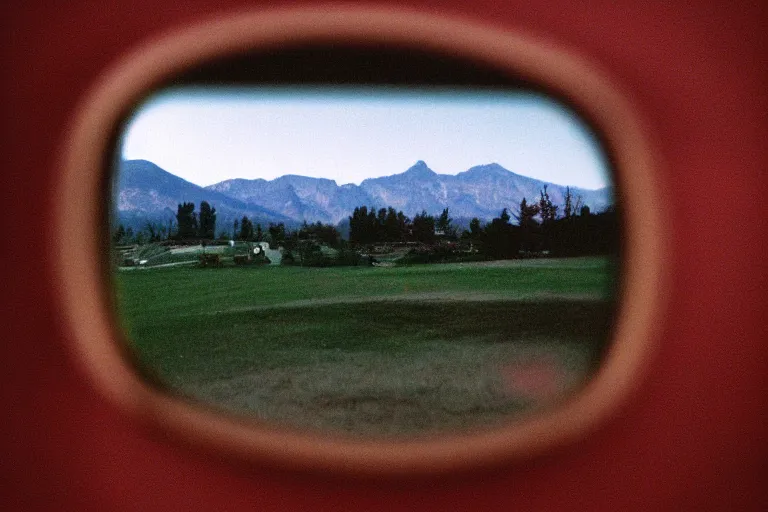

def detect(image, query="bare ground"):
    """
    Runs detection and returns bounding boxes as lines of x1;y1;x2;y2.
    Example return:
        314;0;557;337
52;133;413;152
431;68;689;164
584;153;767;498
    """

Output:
178;339;592;438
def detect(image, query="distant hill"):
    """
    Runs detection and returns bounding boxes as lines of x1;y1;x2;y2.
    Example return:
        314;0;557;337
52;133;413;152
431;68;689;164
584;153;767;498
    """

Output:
114;159;612;233
114;160;294;232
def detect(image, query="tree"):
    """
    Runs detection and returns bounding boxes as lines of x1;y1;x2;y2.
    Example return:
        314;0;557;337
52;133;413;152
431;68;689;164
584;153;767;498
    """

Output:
255;223;263;242
349;206;364;244
574;194;584;215
518;198;539;228
436;208;456;238
349;206;375;244
518;197;540;253
483;208;519;259
349;205;387;244
298;221;342;248
376;208;388;240
268;222;286;246
468;217;483;239
411;210;435;243
384;207;401;242
297;239;324;266
396;211;410;240
366;208;377;242
144;221;163;242
198;201;216;239
113;224;126;244
239;216;253;241
176;202;197;239
166;218;176;240
536;187;558;252
538;186;558;224
563;186;573;219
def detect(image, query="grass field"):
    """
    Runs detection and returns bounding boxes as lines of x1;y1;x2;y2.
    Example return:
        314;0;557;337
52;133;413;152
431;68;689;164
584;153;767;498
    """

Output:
114;256;618;437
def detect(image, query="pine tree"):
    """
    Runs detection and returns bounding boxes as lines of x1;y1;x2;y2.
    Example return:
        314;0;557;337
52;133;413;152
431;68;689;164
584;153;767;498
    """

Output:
268;222;285;245
239;216;253;241
469;218;483;239
538;186;558;224
198;201;216;239
436;208;454;237
113;224;126;244
411;210;435;243
518;197;539;228
176;202;197;239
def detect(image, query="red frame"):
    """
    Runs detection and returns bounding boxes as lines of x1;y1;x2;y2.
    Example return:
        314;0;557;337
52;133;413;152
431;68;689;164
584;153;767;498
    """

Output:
3;1;765;510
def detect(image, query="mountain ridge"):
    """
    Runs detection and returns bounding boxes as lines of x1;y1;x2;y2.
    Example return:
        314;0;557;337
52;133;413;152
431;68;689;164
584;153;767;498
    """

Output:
116;159;611;231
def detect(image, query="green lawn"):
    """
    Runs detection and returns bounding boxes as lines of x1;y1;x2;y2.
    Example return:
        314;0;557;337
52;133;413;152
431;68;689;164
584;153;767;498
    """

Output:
114;257;618;437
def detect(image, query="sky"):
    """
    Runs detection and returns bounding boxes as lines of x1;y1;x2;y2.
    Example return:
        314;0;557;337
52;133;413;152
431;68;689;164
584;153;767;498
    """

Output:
120;87;610;189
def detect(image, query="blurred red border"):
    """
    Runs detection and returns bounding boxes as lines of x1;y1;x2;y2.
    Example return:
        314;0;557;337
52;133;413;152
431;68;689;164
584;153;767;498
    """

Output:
2;2;765;510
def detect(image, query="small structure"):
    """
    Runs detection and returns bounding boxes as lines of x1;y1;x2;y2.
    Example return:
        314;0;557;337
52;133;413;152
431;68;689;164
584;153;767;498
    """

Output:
256;242;282;265
230;241;272;265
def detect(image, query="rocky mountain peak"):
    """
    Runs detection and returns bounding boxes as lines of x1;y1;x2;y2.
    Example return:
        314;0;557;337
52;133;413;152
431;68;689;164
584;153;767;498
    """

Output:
403;160;437;177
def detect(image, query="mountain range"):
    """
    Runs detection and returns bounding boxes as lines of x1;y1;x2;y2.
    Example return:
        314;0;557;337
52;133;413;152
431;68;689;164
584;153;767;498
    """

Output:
115;159;611;231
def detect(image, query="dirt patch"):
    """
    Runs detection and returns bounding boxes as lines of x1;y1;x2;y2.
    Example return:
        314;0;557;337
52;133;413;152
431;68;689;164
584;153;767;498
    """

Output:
178;342;591;437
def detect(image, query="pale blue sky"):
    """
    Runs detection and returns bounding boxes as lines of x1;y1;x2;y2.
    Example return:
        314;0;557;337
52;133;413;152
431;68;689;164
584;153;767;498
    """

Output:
120;87;610;189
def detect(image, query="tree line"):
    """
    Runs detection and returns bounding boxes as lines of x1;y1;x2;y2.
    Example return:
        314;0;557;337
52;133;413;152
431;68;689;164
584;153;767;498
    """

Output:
113;187;617;261
346;185;616;259
114;201;218;245
461;186;618;259
348;206;455;244
112;201;345;249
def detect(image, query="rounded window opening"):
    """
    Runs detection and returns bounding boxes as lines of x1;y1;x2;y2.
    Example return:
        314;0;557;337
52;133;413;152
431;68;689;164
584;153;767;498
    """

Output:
108;46;620;439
